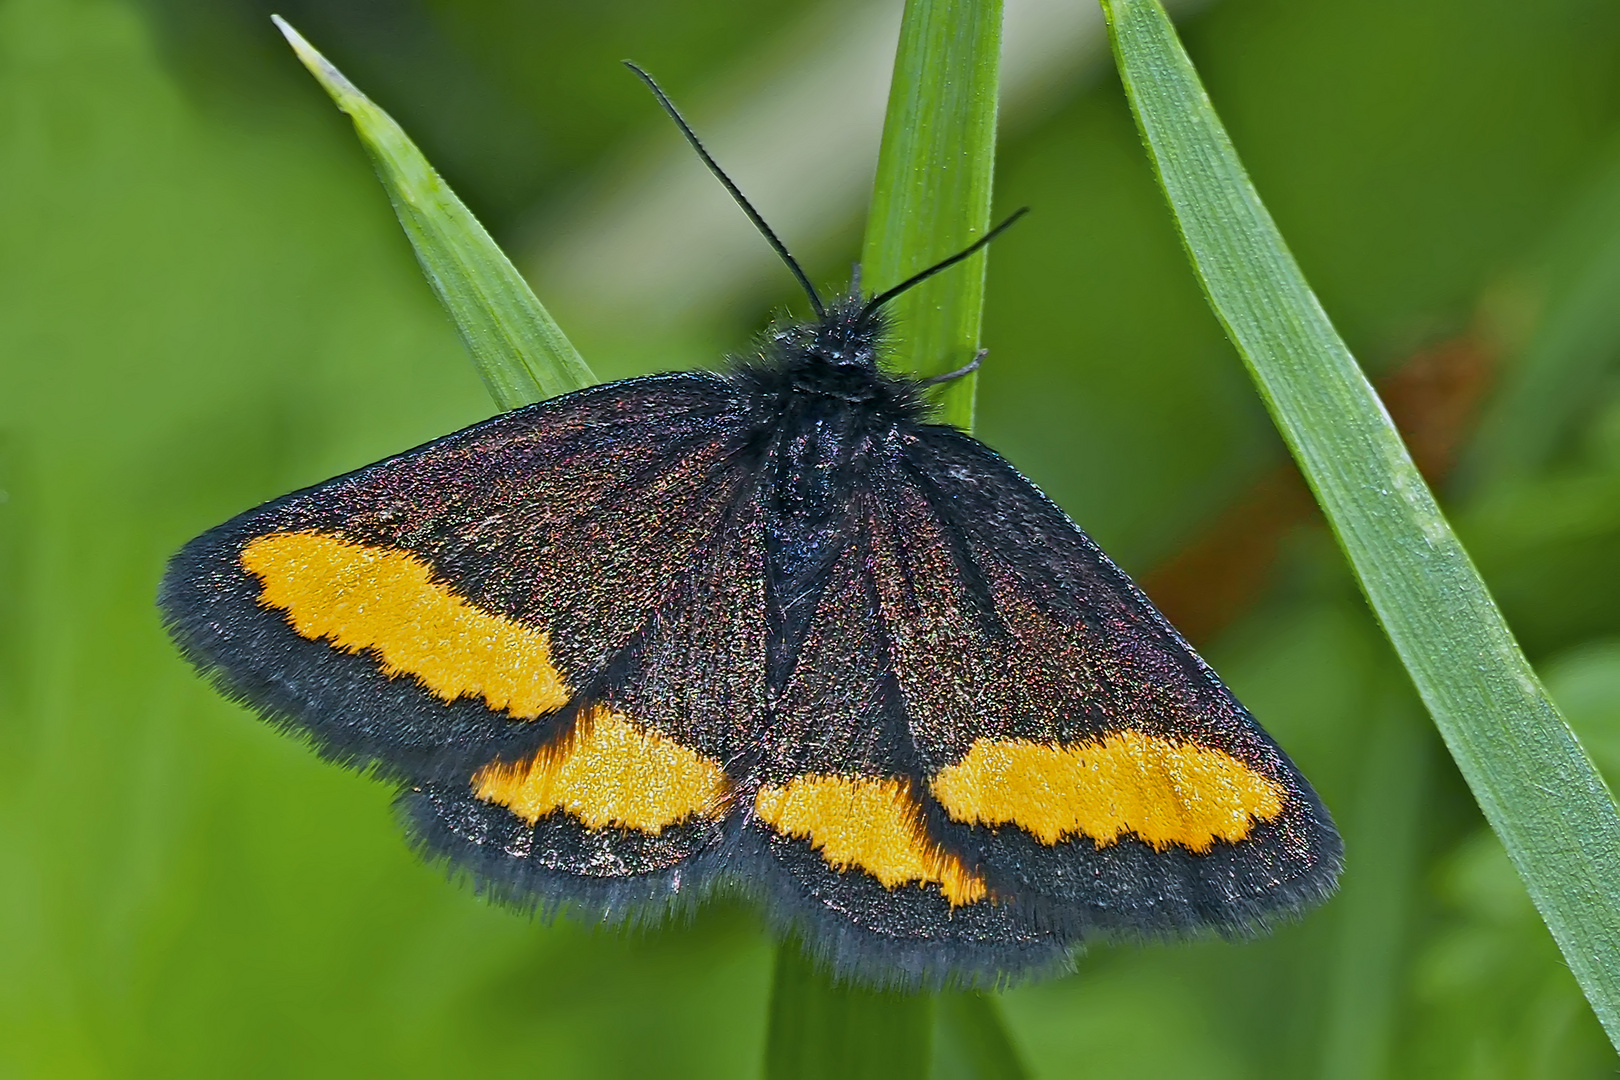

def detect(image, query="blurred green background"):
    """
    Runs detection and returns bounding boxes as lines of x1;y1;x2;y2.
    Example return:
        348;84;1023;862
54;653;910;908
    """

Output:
6;0;1620;1075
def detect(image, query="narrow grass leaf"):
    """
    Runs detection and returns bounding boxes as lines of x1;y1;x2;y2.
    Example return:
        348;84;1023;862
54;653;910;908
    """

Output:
933;994;1030;1080
766;946;933;1080
860;0;1004;429
769;1;1020;1076
1319;697;1429;1080
274;15;595;408
1101;0;1620;1044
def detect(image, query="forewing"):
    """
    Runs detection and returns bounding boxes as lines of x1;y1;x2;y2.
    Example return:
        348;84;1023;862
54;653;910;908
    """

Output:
159;373;761;785
865;425;1341;940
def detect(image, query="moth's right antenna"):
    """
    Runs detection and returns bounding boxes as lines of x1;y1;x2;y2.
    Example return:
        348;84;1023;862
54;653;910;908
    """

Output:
625;62;826;319
863;209;1030;316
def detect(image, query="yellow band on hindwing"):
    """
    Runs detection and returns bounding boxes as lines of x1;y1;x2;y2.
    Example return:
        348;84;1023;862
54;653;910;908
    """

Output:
930;732;1285;852
241;531;570;719
472;706;731;833
754;776;986;906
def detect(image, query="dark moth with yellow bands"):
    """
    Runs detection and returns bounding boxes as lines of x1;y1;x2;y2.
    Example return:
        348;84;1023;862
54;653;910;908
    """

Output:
159;290;1341;988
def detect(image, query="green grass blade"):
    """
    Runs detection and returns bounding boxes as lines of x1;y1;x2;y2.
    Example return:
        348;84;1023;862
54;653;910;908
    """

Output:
933;994;1030;1080
859;0;1004;430
769;2;1020;1077
274;16;595;408
765;946;933;1080
1319;700;1428;1080
1099;0;1620;1044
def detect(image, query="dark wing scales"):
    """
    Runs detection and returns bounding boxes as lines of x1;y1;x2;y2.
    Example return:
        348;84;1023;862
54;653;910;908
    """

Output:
865;424;1341;941
158;373;756;784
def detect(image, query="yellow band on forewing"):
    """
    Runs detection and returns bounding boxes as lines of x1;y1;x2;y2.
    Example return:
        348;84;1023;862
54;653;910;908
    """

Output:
754;776;987;906
931;732;1285;853
471;706;731;832
241;531;571;719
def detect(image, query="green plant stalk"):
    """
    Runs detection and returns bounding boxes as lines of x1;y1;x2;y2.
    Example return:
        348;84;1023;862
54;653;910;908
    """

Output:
1319;695;1428;1080
933;993;1030;1080
275;16;595;408
1100;0;1620;1043
766;946;934;1080
860;0;1003;430
767;1;1013;1077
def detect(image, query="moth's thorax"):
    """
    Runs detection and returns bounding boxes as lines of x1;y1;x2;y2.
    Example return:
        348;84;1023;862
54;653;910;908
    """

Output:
730;299;914;689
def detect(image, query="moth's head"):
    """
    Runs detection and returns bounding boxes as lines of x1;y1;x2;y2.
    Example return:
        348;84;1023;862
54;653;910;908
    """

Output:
748;295;904;409
801;293;885;372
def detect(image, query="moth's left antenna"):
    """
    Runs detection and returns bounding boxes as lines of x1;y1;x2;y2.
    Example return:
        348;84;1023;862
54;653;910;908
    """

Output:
862;208;1030;316
624;62;826;319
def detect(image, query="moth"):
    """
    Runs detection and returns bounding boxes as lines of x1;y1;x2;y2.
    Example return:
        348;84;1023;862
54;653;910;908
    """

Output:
159;65;1340;987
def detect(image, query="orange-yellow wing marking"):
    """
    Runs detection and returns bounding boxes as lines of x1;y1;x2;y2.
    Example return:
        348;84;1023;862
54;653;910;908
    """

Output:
754;776;986;906
931;732;1285;853
472;706;731;833
241;531;570;719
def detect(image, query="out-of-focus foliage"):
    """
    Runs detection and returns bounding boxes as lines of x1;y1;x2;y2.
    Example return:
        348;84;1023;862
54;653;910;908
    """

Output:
5;0;1620;1076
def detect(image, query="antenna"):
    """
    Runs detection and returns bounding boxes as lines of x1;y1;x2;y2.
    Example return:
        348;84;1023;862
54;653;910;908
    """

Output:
624;62;826;319
862;208;1030;316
